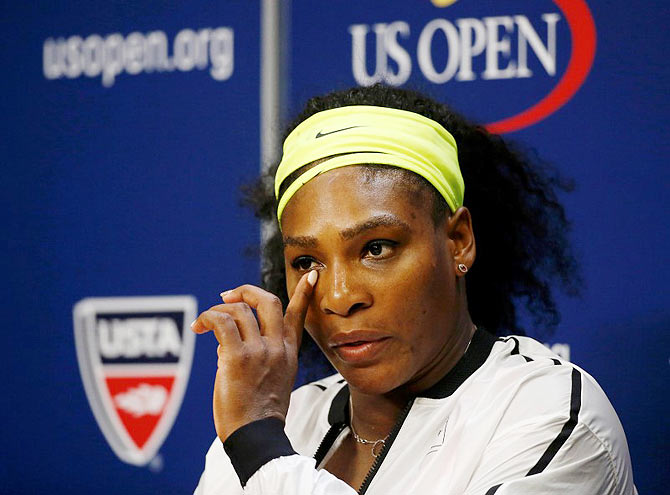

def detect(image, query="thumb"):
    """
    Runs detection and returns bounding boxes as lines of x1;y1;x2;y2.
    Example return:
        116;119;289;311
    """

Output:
283;270;318;348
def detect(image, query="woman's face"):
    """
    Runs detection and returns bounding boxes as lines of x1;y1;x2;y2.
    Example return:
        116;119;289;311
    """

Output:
281;166;470;395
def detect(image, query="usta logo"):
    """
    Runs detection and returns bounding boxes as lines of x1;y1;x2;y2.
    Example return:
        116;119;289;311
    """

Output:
98;317;181;359
74;296;196;466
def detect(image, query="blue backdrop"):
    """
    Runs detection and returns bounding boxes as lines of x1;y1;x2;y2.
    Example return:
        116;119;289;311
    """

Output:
1;1;668;493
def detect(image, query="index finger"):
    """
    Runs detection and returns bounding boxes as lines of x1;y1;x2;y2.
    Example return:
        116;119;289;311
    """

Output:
220;284;284;339
284;270;318;348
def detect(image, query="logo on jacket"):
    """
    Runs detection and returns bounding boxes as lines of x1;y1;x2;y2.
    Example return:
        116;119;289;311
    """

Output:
73;296;197;466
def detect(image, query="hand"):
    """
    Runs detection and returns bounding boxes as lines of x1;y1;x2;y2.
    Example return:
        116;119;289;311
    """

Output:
191;270;318;443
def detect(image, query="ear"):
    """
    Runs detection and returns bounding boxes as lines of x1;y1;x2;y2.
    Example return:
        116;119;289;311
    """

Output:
445;206;476;277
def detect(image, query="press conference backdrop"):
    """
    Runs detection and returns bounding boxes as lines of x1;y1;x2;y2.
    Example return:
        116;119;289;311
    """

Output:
1;1;668;493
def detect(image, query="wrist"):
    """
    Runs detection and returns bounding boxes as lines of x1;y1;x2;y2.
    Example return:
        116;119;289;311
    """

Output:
222;416;296;487
217;411;287;444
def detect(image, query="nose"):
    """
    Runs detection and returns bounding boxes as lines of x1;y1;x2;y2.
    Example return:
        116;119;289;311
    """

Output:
318;262;372;317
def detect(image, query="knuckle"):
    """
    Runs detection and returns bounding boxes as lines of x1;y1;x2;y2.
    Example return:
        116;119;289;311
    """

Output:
216;312;235;326
268;295;283;308
226;302;252;317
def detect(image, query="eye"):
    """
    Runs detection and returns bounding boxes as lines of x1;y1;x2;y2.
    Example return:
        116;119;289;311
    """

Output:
363;240;396;259
291;256;319;272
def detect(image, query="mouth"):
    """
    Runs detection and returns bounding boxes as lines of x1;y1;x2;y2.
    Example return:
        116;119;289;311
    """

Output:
328;331;391;364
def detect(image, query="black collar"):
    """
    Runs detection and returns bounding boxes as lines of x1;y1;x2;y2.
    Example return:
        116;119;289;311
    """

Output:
328;328;497;425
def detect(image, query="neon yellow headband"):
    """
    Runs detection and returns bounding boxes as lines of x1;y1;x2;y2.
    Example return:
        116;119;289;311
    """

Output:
275;105;463;223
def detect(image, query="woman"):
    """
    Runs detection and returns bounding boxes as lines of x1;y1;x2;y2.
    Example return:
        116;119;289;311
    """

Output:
192;85;636;494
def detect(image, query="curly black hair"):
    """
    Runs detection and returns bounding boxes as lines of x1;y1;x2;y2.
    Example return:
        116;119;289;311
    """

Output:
243;84;582;380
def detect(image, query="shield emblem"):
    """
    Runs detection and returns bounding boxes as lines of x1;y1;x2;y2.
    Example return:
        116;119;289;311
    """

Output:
73;296;197;466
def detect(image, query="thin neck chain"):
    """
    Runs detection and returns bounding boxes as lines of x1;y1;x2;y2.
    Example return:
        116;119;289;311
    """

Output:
349;397;388;458
347;326;476;458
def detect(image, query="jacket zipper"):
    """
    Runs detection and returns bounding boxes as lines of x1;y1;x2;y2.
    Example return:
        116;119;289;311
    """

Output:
313;422;347;467
358;398;415;495
313;398;415;494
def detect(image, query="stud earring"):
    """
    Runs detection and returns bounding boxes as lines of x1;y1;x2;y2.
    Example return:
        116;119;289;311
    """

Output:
457;263;468;274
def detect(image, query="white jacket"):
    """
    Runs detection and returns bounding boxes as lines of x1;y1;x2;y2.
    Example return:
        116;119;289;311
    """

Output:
195;330;637;494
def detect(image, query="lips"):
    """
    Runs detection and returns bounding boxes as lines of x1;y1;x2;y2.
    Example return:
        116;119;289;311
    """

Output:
328;330;391;364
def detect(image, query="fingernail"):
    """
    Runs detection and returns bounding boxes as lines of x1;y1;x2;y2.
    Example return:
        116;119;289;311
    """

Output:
190;319;197;328
220;290;231;299
307;270;318;286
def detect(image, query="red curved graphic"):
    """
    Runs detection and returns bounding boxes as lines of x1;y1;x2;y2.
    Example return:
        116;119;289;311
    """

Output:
485;0;597;134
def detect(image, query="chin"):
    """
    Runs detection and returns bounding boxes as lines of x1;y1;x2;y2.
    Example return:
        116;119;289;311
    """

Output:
333;362;406;395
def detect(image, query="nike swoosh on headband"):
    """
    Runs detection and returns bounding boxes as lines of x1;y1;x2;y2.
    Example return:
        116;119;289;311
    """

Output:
315;126;364;138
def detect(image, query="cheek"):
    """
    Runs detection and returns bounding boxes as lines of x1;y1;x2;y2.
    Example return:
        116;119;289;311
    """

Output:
385;253;453;329
303;311;332;358
303;304;322;339
390;250;447;303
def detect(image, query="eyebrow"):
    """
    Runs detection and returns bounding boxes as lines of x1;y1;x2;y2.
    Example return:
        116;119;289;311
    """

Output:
282;235;318;248
283;214;411;247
